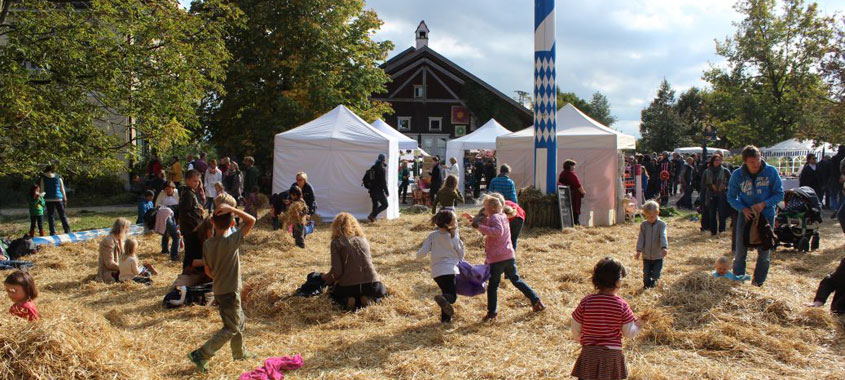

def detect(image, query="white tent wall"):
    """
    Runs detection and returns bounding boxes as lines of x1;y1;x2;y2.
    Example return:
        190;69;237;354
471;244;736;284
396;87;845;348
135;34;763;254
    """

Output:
273;106;400;222
497;143;618;226
371;119;419;151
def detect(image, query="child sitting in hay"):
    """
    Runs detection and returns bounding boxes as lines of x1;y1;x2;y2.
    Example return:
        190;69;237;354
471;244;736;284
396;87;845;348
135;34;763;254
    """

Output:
469;195;544;322
635;200;668;289
118;239;157;285
188;194;256;372
5;270;38;321
97;218;132;284
809;257;845;314
712;256;748;281
417;209;465;323
570;257;643;380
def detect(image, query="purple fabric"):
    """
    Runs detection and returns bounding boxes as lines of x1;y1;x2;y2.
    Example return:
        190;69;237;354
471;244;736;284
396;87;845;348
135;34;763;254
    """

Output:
239;355;303;380
455;261;490;296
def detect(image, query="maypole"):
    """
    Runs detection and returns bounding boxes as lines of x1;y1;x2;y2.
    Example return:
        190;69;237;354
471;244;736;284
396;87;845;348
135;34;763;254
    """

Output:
534;0;557;194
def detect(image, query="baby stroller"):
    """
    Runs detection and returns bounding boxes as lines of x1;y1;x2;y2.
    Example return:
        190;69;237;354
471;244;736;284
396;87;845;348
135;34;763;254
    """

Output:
774;186;823;252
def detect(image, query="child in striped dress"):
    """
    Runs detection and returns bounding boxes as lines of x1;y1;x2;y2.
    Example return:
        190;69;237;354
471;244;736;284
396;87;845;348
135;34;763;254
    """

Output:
570;257;643;380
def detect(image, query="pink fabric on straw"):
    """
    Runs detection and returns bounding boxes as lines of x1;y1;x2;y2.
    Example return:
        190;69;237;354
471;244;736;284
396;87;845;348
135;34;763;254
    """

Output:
239;355;303;380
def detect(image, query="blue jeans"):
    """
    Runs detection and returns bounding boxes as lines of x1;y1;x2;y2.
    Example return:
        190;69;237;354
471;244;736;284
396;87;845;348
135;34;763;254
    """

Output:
45;201;70;235
733;215;772;285
161;217;180;260
487;259;540;315
829;186;843;211
707;193;729;234
643;259;663;288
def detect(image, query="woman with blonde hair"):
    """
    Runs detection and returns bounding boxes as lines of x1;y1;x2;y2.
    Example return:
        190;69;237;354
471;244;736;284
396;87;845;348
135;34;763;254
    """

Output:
321;212;387;310
431;174;464;214
97;218;132;284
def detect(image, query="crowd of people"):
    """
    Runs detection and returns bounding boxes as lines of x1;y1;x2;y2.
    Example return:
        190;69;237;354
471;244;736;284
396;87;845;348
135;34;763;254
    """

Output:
5;143;845;380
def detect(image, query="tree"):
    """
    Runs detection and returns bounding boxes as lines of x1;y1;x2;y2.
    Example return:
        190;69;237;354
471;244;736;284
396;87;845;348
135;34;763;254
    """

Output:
555;89;617;126
588;92;617;126
639;79;689;152
204;0;393;168
0;0;239;178
704;0;834;148
816;20;845;143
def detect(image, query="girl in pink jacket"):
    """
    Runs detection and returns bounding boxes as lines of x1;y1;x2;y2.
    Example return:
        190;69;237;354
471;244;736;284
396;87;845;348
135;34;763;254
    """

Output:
470;195;545;322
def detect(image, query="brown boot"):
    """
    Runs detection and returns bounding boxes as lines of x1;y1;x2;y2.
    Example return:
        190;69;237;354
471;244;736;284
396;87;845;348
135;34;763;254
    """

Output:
29;230;35;238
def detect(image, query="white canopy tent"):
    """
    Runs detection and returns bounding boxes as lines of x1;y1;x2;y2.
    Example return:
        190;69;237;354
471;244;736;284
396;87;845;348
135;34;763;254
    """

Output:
444;119;512;191
761;139;833;176
371;119;419;151
673;147;731;156
496;104;636;227
273;105;400;221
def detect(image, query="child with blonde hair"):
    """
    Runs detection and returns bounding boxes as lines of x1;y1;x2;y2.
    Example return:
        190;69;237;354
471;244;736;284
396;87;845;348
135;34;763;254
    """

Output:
119;238;158;284
635;200;668;289
5;270;39;321
468;195;544;322
418;209;465;323
570;257;642;380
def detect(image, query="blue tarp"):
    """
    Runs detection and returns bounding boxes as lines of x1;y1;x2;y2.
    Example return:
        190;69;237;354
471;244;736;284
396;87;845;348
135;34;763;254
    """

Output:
32;224;146;246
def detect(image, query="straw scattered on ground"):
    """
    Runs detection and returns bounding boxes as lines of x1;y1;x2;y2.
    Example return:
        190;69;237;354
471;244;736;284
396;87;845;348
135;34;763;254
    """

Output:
1;209;844;379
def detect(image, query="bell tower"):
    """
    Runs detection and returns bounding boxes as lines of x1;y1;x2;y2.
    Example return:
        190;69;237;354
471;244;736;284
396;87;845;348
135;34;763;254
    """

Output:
415;20;429;49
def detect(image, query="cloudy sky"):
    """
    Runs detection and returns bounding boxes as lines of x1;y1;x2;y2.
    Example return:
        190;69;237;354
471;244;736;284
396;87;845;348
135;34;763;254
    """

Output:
181;0;845;137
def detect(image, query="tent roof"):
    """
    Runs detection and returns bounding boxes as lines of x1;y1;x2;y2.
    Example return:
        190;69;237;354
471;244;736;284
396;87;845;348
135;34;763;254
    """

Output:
275;105;395;147
673;147;731;156
761;139;833;154
497;104;636;149
371;119;419;150
447;119;511;150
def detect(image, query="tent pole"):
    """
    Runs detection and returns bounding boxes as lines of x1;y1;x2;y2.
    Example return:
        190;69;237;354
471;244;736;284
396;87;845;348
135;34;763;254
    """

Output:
534;0;557;194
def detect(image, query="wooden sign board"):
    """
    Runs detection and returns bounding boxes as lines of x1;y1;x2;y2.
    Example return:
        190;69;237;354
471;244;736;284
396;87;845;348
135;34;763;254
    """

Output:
557;185;574;229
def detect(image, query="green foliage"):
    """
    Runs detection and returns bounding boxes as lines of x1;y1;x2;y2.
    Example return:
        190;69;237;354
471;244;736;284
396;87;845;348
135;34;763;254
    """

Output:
555;90;617;126
0;0;239;178
638;80;691;152
704;0;835;148
204;0;394;168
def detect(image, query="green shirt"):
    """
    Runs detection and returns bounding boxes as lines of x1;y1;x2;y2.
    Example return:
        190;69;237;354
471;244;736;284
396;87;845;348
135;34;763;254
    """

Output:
29;196;45;216
203;229;244;295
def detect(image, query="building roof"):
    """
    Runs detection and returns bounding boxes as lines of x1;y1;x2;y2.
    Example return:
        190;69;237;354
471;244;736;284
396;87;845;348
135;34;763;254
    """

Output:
380;45;531;118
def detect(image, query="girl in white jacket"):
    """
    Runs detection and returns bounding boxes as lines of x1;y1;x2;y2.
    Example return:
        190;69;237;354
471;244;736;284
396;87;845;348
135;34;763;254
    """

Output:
417;209;465;323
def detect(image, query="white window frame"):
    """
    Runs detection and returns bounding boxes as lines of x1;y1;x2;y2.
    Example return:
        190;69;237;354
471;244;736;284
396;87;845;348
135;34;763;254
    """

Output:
413;85;426;99
397;117;412;131
428;117;442;132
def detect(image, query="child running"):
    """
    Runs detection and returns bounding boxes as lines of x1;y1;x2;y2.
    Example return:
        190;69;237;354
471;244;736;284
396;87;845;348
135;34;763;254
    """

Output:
5;270;39;321
468;195;544;322
570;257;642;380
188;193;256;372
635;200;668;289
417;209;465;323
118;238;158;284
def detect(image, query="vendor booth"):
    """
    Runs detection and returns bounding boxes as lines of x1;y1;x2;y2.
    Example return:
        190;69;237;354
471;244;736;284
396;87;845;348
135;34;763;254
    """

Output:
761;139;833;177
444;119;512;192
496;104;636;226
273;105;400;221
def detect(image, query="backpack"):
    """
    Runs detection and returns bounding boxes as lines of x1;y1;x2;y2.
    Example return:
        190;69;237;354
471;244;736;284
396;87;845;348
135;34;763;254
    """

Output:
7;235;37;259
162;282;214;309
362;165;376;190
143;208;158;230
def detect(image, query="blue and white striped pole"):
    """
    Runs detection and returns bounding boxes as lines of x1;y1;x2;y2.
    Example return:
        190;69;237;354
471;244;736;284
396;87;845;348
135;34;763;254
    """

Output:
534;0;557;194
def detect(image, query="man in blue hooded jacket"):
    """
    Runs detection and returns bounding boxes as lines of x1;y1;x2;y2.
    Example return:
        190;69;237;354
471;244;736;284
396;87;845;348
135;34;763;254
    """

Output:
727;145;784;286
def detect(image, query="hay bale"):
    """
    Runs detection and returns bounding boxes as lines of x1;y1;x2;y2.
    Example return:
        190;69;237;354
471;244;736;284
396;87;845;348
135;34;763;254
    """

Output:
0;315;148;380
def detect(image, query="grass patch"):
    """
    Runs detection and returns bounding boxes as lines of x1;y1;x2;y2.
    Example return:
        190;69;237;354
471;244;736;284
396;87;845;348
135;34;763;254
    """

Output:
0;211;134;237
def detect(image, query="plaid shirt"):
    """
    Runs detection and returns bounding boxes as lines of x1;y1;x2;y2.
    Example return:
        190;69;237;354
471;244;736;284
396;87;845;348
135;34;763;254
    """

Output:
488;175;517;203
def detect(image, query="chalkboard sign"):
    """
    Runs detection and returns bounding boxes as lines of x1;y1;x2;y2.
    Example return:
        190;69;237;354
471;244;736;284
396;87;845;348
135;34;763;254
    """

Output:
557;185;574;228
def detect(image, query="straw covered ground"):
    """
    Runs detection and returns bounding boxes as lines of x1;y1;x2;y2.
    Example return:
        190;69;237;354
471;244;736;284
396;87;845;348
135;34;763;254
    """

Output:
1;209;844;380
